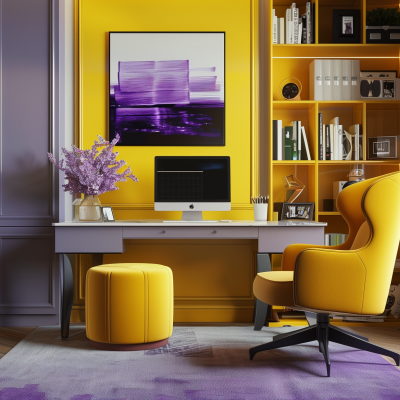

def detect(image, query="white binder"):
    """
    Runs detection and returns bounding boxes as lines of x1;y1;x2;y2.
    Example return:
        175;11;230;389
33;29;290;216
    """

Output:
351;60;360;100
342;60;352;101
332;59;342;101
322;59;332;101
309;59;323;100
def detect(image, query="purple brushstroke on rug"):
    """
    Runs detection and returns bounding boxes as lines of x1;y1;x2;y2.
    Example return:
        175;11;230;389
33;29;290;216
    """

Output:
0;326;399;400
0;384;47;399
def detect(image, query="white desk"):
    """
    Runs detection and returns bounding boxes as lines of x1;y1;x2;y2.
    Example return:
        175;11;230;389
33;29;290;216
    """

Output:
54;220;327;338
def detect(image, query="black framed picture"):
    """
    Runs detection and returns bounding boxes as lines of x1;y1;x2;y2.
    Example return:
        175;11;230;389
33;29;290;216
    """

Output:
102;207;115;222
109;32;225;146
281;203;315;221
332;9;361;43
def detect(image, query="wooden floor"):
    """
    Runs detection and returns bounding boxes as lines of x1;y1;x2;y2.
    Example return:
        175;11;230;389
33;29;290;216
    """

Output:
0;327;35;359
0;325;399;369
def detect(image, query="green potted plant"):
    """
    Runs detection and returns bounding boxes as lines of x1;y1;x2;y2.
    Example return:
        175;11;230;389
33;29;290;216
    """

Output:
366;7;400;43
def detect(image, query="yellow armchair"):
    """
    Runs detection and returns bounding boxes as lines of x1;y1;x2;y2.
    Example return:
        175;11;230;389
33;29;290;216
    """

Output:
250;171;400;376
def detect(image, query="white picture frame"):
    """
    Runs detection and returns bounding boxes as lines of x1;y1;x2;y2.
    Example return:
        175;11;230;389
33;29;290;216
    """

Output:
102;206;115;222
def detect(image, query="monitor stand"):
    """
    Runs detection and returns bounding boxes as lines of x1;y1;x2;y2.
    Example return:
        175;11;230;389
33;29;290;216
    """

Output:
163;211;218;223
181;211;203;221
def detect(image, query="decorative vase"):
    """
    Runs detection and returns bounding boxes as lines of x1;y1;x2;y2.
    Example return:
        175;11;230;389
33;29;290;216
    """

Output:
78;194;102;222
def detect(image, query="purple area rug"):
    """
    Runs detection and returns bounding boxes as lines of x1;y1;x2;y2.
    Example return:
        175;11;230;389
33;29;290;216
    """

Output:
0;325;399;400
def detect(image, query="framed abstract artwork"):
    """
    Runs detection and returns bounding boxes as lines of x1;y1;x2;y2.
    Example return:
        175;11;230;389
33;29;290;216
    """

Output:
109;32;225;146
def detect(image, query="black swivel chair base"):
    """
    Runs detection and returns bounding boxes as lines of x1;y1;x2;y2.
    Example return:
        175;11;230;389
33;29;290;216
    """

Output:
249;313;400;377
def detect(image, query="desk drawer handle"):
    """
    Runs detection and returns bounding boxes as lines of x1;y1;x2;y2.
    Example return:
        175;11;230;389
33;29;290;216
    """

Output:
211;230;217;234
160;230;166;234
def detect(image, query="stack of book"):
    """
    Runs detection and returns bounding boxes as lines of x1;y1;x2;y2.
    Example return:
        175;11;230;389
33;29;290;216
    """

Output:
273;120;311;160
278;311;306;320
324;233;348;246
318;113;362;161
341;311;389;323
310;59;361;100
342;283;400;323
272;2;315;44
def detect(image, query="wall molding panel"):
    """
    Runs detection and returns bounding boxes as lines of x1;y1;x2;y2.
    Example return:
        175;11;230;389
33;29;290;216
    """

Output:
0;0;61;326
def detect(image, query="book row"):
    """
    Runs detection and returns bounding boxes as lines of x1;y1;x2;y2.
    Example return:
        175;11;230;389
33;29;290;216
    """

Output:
272;120;311;161
272;116;362;161
318;114;362;161
272;2;315;45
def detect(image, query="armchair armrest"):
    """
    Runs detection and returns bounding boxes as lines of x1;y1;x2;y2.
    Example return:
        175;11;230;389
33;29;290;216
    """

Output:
294;248;366;314
282;243;332;271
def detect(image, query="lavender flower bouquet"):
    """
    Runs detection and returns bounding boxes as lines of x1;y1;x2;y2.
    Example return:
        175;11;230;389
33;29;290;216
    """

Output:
48;134;138;196
48;134;138;221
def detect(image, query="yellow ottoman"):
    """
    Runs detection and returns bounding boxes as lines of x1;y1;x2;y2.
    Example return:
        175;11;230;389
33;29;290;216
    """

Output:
85;263;173;350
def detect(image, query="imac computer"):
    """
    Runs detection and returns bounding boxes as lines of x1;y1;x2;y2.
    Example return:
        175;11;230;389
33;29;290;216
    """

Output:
154;156;231;221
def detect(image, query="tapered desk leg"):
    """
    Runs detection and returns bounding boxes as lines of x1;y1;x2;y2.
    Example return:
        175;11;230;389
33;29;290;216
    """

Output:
254;253;272;330
92;253;103;268
61;253;104;339
61;254;74;339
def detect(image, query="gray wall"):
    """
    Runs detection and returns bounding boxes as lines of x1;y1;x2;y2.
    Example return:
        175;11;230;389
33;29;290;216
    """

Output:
0;0;60;325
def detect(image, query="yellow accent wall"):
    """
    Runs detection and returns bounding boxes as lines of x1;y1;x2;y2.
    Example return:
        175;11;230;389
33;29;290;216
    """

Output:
73;0;259;322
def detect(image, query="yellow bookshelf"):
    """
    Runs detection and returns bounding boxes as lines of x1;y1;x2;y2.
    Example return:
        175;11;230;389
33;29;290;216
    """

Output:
268;0;400;326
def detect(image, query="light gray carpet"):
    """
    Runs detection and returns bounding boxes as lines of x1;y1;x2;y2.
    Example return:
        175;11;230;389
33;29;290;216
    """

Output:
0;324;399;400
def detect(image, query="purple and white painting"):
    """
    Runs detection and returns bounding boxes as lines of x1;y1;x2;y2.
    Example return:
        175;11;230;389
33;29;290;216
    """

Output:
109;32;225;146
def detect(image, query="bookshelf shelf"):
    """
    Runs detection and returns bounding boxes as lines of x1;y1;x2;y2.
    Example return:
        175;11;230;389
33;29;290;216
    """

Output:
273;160;316;165
268;1;400;325
318;160;400;165
273;44;400;58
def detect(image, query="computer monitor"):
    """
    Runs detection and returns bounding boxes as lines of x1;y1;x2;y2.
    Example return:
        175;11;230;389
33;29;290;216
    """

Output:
154;156;231;221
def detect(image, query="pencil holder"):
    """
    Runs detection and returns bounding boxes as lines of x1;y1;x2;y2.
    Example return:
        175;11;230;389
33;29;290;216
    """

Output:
253;204;268;221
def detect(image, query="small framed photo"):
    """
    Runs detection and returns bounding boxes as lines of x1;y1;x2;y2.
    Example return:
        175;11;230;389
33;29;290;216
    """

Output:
281;203;315;221
360;70;397;79
332;9;361;43
342;16;353;35
102;206;115;222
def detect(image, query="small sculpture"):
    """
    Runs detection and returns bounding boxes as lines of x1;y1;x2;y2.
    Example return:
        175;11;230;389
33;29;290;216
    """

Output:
283;175;305;203
342;168;365;190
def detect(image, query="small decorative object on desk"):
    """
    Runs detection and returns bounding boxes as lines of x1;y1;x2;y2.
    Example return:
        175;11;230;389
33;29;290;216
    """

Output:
282;175;305;203
366;7;400;44
102;206;115;222
47;134;138;222
281;202;315;221
251;195;269;221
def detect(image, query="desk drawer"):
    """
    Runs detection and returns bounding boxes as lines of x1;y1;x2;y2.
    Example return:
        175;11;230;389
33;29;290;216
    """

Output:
258;226;325;253
55;226;124;253
123;226;258;239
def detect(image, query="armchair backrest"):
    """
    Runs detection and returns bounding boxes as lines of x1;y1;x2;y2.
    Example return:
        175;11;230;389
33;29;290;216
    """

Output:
356;172;400;313
336;171;400;250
